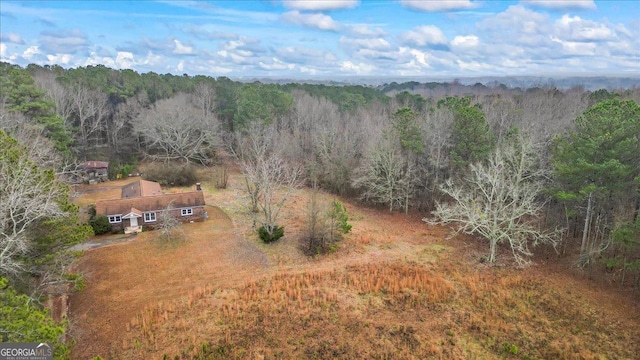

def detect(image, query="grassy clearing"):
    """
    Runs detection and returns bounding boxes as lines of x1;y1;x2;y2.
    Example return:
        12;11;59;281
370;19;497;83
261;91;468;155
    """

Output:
118;259;638;359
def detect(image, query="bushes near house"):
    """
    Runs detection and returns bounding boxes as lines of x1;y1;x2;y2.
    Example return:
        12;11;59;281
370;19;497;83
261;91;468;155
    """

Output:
143;163;198;187
90;215;111;235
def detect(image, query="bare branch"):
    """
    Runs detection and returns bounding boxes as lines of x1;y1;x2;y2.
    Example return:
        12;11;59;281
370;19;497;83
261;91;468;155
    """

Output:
427;132;561;267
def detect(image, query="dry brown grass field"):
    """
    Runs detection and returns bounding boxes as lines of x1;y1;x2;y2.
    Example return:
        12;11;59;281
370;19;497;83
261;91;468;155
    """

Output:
68;168;640;359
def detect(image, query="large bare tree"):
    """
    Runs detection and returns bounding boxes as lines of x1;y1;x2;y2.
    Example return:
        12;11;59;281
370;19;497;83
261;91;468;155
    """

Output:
353;131;419;213
427;133;560;266
235;123;302;242
0;131;68;276
134;93;220;164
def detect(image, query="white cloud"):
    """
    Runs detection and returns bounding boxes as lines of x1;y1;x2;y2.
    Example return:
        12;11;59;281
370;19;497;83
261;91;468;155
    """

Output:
173;39;194;55
84;51;116;67
275;46;337;64
400;25;448;47
215;37;266;67
299;66;318;75
116;51;135;68
215;37;265;66
501;58;527;68
406;47;456;69
348;24;386;37
550;36;597;55
23;46;40;60
0;32;25;44
341;60;375;74
520;0;596;10
281;11;340;31
480;5;548;35
456;59;494;72
259;57;296;71
554;15;613;41
46;53;72;64
408;48;432;68
39;29;88;54
282;0;359;10
451;35;479;49
400;0;478;12
0;43;6;58
340;36;392;51
176;60;185;72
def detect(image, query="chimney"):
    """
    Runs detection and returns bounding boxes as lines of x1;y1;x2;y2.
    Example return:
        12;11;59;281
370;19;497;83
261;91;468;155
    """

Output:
196;183;201;191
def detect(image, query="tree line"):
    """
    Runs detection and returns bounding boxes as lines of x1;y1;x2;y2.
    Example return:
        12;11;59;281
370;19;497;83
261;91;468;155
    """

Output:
2;62;639;268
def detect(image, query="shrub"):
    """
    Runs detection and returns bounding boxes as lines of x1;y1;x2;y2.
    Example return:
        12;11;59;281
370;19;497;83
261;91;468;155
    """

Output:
143;163;198;187
258;225;285;243
302;195;352;256
90;215;111;235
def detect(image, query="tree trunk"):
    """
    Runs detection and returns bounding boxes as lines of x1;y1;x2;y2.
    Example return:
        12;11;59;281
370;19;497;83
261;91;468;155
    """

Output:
579;192;593;266
489;238;497;263
405;193;409;214
621;256;627;287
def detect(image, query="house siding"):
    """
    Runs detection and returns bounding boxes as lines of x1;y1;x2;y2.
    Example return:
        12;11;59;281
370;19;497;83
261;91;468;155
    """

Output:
95;180;206;233
134;206;206;231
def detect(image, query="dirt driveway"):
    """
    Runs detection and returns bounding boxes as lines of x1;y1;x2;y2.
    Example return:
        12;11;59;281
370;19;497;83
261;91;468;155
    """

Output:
69;205;268;359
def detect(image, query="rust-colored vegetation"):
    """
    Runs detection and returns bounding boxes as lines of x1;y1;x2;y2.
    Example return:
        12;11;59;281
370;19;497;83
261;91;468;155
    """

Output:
118;261;638;360
69;171;639;360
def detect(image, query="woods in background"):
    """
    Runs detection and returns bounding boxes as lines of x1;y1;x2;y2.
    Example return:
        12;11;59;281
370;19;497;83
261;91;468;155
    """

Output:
1;61;639;273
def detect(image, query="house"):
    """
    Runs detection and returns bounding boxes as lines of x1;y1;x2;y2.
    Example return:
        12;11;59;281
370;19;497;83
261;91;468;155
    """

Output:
95;180;206;234
80;161;109;181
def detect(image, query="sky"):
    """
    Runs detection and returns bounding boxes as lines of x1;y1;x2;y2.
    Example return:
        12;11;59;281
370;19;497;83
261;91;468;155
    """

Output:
0;0;639;79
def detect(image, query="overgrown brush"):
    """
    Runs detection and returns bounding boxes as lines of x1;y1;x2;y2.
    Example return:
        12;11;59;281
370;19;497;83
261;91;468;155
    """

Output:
143;163;198;186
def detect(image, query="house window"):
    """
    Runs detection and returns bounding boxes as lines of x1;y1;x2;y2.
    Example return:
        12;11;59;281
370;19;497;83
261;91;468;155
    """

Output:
181;208;193;216
144;212;156;222
108;215;122;224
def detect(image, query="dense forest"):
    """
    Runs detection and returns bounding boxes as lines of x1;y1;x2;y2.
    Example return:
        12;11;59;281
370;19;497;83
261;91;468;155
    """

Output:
1;62;639;354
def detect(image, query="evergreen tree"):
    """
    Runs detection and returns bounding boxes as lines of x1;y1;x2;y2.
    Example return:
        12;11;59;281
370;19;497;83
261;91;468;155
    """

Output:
552;99;640;266
1;64;72;153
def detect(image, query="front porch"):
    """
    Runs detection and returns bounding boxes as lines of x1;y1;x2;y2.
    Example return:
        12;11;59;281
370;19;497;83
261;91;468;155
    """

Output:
124;225;142;234
122;207;143;235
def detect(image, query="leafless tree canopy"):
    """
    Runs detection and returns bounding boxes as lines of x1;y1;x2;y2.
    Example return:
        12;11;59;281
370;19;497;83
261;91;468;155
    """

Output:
235;123;303;238
0;136;67;275
134;93;220;164
428;133;561;267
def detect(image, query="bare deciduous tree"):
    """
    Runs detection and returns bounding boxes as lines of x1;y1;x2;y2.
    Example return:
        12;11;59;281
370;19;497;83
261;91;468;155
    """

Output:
427;133;561;267
0;110;85;184
353;132;419;213
235;123;302;241
134;93;220;164
67;85;109;157
0;131;67;276
302;186;352;255
192;82;216;118
422;106;453;192
157;201;181;242
32;69;74;128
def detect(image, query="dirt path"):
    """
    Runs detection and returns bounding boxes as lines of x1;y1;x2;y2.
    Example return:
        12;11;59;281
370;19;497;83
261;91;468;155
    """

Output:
69;234;138;252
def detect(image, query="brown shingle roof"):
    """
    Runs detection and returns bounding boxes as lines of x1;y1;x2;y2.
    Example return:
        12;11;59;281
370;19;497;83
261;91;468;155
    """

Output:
82;161;109;169
95;191;205;216
121;180;162;198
